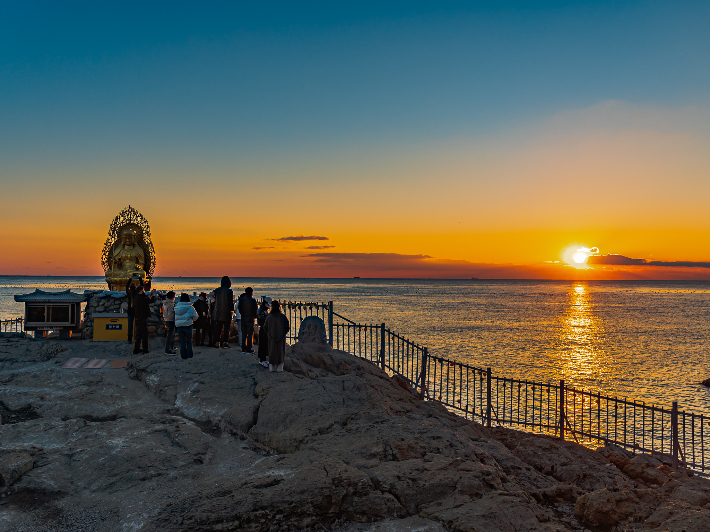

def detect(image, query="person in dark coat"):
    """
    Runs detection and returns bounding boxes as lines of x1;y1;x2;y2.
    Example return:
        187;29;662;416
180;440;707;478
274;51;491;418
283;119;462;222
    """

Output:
125;277;140;342
264;300;289;372
256;300;270;367
132;285;156;354
213;276;234;348
237;286;257;353
162;290;176;355
207;291;216;347
192;293;210;346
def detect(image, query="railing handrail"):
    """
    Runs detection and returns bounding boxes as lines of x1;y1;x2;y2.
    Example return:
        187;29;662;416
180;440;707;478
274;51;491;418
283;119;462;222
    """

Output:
280;301;707;474
0;317;24;333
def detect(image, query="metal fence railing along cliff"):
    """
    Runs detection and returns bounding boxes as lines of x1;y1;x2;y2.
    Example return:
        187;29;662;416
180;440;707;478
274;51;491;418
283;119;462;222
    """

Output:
1;318;24;333
282;301;708;475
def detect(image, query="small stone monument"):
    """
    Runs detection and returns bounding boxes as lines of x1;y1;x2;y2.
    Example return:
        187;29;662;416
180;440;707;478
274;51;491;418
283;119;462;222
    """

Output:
298;316;328;345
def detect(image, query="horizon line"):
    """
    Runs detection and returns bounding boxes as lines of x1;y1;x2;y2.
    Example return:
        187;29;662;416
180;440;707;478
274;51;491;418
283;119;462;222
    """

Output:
1;275;709;283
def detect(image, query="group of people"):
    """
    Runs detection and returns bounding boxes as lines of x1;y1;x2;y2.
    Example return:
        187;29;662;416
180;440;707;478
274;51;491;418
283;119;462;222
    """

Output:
125;276;290;372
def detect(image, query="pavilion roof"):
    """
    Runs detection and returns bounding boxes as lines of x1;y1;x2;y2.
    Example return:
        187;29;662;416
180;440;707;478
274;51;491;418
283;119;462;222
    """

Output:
14;289;87;303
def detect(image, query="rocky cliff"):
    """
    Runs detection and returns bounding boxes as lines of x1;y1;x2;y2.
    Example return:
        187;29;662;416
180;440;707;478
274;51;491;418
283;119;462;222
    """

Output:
1;336;709;531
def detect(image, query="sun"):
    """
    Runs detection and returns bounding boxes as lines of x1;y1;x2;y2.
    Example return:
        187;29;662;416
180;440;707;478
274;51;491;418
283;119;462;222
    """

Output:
573;251;588;264
563;245;599;268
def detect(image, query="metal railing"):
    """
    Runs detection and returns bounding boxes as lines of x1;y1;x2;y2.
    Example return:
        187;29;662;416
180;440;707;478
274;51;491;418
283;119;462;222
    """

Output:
280;301;708;474
281;302;330;343
1;318;24;333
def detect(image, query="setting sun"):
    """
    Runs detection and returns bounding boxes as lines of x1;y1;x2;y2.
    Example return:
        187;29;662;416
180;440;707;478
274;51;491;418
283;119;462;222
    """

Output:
562;246;599;268
573;251;588;264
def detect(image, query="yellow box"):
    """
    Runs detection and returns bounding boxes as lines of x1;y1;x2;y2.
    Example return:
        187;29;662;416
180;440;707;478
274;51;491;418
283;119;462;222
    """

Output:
93;313;129;341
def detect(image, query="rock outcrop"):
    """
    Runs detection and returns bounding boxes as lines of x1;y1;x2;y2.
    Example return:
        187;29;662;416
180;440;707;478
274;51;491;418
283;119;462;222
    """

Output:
2;335;710;531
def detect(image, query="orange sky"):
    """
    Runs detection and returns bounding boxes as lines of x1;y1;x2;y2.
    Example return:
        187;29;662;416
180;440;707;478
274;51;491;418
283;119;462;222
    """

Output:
2;102;709;279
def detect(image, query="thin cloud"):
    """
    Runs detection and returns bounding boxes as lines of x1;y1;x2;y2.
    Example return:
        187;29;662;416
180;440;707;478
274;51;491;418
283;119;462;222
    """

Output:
301;252;566;278
305;245;336;250
252;246;275;250
304;253;435;272
271;235;329;242
588;254;710;268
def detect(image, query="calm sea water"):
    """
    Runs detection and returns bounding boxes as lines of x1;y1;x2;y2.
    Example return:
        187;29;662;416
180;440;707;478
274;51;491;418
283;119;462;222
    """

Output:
2;276;709;416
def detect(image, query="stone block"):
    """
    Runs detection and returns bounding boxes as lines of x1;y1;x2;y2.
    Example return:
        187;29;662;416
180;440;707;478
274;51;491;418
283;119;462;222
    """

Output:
298;316;328;345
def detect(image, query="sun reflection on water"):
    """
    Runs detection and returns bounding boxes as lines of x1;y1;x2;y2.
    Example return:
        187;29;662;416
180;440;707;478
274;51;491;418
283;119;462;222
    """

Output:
558;283;608;390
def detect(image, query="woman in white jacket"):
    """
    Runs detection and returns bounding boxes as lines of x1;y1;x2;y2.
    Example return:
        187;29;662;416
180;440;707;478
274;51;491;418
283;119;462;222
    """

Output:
174;293;198;359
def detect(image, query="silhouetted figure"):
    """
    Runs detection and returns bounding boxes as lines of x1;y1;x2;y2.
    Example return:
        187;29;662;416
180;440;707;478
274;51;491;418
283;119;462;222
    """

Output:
213;276;234;348
192;293;210;346
162;290;176;355
125;277;140;343
264;300;289;372
257;300;270;367
132;285;156;354
233;295;242;347
207;291;216;347
237;287;257;353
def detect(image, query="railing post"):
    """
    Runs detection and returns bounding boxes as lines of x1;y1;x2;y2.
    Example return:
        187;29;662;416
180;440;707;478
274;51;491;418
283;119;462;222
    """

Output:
672;401;679;471
419;347;428;399
328;301;333;347
380;323;386;370
559;380;565;441
486;367;492;428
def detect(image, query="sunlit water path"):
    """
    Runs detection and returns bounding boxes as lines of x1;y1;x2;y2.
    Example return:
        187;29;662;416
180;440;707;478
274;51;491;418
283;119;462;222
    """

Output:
2;277;709;416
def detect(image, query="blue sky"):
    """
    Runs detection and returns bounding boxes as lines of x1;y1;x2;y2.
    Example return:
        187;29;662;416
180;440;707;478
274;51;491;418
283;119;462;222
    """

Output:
2;1;708;164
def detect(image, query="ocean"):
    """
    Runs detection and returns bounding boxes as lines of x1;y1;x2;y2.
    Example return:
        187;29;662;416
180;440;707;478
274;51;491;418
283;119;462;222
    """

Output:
2;276;709;416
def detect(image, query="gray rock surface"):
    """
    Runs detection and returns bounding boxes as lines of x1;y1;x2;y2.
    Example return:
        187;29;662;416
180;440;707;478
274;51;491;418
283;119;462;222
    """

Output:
2;335;710;531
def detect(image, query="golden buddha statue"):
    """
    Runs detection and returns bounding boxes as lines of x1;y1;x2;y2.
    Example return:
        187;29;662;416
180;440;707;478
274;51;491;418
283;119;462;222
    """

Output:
101;206;156;291
106;229;147;287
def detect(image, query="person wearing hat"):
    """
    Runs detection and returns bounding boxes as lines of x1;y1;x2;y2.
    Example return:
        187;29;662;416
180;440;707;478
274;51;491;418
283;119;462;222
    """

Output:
192;292;210;346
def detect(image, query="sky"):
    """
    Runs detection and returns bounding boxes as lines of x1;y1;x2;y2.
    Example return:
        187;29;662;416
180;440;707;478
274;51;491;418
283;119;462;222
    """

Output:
1;1;709;279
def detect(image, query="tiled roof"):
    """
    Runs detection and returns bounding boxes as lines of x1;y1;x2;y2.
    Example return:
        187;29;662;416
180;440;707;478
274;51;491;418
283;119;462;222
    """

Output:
14;289;87;303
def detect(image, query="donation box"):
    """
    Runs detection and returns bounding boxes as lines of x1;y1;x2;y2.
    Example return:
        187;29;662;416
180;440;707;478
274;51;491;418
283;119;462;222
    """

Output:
93;313;129;341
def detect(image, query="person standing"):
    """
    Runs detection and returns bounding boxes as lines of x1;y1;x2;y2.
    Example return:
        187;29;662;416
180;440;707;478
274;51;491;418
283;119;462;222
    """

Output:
237;287;257;353
207;291;216;347
213;276;234;349
162;291;176;355
264;300;289;372
233;294;242;348
125;277;139;343
174;293;198;359
192;293;210;346
256;299;270;367
132;285;156;354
